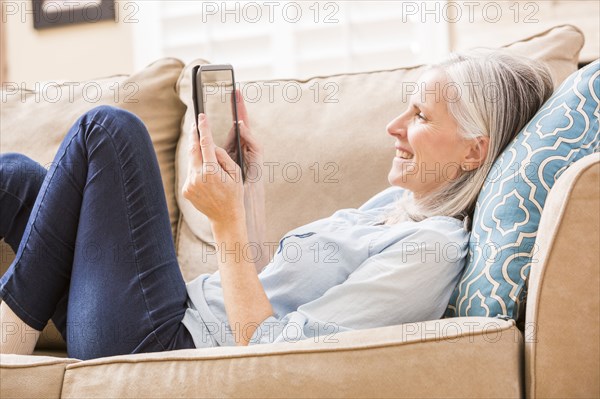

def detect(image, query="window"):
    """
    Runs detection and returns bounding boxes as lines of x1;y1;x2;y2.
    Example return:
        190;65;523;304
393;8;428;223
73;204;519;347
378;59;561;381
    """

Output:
132;1;450;81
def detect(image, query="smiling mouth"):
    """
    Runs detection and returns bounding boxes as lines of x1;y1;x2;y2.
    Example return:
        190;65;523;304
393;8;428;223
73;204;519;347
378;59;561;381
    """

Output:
396;150;414;160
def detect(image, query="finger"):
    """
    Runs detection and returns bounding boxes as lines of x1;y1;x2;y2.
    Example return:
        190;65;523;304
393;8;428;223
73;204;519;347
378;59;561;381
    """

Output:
225;125;236;149
215;147;242;180
238;120;260;150
235;89;251;127
198;113;218;165
188;123;203;169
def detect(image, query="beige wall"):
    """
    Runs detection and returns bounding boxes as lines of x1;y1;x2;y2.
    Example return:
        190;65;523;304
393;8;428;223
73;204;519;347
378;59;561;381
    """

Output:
447;1;598;62
2;1;134;87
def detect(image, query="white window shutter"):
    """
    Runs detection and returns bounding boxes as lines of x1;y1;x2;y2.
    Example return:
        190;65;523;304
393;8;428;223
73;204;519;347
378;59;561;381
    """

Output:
132;1;450;81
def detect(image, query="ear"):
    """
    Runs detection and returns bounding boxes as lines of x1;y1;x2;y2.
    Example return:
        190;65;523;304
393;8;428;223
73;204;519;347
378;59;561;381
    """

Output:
462;136;489;171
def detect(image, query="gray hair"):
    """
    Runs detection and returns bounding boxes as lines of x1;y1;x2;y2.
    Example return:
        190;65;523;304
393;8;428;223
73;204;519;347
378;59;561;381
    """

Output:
382;49;554;230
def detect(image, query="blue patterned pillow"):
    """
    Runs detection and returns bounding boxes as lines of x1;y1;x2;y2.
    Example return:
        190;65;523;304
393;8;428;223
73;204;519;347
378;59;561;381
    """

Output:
445;59;600;320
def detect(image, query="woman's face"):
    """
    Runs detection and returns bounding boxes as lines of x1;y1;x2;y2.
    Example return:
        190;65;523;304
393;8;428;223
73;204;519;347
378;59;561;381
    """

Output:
386;68;486;197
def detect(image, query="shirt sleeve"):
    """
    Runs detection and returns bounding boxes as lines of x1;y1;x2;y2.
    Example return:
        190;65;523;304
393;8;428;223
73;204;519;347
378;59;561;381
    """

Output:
248;224;468;345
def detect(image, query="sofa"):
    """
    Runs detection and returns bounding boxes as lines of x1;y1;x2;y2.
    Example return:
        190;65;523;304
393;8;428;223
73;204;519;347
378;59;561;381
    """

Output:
1;24;598;398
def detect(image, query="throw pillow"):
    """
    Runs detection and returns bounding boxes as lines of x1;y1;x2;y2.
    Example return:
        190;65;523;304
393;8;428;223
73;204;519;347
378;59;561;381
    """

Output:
445;59;600;320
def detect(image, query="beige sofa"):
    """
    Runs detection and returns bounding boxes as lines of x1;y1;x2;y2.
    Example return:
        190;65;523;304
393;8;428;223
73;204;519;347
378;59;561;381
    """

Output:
1;25;598;398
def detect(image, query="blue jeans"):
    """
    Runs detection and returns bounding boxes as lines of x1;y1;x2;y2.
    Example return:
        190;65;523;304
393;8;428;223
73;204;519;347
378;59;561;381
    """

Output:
0;106;196;360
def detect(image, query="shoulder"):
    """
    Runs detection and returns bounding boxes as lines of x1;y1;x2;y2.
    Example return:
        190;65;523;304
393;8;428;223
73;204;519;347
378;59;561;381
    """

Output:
418;215;468;233
395;216;470;264
410;216;469;245
372;216;468;259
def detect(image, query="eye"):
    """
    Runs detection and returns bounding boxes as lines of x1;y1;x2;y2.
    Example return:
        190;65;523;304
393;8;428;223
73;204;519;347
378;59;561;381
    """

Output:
416;112;427;121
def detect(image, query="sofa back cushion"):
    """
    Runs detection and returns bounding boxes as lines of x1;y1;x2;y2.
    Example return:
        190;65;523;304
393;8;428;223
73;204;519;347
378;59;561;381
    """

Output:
0;58;186;239
445;59;600;321
174;25;584;280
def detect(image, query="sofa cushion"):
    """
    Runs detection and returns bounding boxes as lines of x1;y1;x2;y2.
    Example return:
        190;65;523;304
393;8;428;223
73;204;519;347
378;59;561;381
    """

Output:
445;59;600;321
0;58;186;240
0;354;79;399
60;317;521;398
174;25;584;280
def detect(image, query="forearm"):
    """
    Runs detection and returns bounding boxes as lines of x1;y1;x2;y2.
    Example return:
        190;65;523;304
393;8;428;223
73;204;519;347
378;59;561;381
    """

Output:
244;181;269;271
212;215;273;346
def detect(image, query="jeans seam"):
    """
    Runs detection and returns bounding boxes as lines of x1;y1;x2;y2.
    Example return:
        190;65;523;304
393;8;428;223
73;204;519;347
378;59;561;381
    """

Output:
88;118;167;351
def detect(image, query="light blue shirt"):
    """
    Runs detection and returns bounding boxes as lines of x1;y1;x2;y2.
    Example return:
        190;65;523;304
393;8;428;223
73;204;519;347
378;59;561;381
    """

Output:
181;186;469;348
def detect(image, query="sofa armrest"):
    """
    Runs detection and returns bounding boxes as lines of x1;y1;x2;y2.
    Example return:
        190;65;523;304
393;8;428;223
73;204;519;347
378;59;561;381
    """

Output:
60;317;522;398
525;153;600;398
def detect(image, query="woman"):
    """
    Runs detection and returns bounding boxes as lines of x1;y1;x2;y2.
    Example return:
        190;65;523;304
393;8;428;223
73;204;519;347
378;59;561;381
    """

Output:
0;50;553;360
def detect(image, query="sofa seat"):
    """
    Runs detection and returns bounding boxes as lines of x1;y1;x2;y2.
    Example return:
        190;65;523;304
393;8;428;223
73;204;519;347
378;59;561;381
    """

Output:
1;317;522;398
0;354;78;399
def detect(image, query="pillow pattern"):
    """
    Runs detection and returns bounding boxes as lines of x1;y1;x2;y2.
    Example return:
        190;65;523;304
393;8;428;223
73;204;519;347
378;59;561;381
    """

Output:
445;59;600;321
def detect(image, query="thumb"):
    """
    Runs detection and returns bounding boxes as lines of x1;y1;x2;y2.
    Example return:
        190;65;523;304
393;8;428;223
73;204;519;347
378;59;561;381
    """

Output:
238;120;260;150
188;126;203;169
215;147;242;180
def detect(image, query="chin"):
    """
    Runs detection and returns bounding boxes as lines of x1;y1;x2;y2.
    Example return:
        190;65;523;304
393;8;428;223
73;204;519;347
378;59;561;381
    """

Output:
388;170;407;188
389;170;422;196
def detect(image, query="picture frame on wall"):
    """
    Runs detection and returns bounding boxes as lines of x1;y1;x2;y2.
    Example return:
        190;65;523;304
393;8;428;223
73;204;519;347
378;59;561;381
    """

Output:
32;0;116;30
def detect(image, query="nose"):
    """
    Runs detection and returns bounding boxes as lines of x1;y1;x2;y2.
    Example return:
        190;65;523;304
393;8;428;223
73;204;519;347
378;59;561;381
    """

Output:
386;111;408;138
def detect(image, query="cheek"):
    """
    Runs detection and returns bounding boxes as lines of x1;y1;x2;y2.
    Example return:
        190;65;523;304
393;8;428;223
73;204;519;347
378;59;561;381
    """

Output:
412;128;458;162
410;131;435;160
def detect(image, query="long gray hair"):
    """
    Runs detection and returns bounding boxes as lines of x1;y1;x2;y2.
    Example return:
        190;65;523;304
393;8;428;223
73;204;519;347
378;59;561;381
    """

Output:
382;49;554;230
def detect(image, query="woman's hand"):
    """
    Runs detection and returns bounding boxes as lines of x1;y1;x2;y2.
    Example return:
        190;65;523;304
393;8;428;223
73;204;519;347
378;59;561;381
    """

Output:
182;113;245;227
